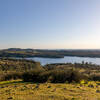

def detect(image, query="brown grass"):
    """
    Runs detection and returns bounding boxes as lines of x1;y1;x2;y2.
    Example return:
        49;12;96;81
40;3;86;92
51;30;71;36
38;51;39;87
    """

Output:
0;80;100;100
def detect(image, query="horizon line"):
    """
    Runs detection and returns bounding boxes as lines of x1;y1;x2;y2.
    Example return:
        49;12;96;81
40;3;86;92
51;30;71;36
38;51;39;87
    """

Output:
1;48;100;50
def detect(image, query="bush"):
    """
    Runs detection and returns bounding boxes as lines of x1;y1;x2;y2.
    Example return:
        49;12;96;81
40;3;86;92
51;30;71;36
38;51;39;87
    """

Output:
67;70;85;83
48;70;70;83
22;69;86;83
0;72;22;81
22;69;43;82
38;71;51;83
90;74;100;81
48;69;86;83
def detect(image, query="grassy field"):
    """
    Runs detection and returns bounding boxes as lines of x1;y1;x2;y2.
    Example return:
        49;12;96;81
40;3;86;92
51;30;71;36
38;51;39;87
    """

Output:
1;80;100;100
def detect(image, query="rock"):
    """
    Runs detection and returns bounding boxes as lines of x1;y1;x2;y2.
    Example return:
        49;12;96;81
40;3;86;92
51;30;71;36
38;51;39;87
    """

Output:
96;90;100;93
88;84;94;88
33;85;39;90
96;85;98;88
35;85;39;88
14;85;17;88
7;97;13;99
63;88;67;90
47;86;51;88
77;86;80;88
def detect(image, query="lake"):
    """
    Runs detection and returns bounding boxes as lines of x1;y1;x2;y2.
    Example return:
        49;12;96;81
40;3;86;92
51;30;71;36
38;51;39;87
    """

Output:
26;56;100;66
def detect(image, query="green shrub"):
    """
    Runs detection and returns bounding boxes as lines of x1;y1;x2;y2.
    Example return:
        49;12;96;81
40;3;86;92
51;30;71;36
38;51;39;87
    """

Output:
0;72;22;81
22;69;43;82
38;71;51;83
90;74;100;81
22;69;86;83
48;69;86;83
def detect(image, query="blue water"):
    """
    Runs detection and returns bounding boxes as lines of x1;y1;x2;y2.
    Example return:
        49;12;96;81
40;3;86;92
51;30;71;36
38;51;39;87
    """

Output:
26;56;100;66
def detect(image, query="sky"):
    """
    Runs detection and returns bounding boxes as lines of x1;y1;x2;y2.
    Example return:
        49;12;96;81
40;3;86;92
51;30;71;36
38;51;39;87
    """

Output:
0;0;100;49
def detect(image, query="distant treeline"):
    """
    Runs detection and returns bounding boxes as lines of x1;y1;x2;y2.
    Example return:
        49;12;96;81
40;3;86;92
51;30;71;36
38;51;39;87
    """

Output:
1;48;100;58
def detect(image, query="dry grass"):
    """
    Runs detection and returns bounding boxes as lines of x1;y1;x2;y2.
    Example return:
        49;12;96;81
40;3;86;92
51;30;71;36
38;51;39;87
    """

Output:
0;80;100;100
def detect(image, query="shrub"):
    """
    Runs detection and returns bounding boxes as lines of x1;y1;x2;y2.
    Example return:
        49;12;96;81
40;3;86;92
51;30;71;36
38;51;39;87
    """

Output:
38;71;51;83
0;72;22;81
90;74;100;81
48;69;86;83
22;69;43;82
22;69;87;83
67;70;84;83
49;70;70;83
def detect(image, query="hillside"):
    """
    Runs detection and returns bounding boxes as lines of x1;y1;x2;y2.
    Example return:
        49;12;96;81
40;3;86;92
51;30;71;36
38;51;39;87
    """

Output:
0;58;100;100
1;48;100;58
0;58;42;72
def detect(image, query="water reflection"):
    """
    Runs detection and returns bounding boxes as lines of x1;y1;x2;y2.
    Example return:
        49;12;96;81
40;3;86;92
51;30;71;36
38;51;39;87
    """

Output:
26;56;100;66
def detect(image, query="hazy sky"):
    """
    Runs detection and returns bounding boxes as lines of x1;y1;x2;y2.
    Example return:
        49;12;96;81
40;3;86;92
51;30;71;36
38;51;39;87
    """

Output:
0;0;100;49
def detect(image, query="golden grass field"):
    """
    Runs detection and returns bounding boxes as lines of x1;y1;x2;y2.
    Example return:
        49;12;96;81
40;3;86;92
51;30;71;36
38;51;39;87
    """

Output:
0;80;100;100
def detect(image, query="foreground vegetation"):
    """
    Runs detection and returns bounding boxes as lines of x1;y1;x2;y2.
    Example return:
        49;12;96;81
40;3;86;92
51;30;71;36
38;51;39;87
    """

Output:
0;58;100;99
1;80;100;100
0;58;100;83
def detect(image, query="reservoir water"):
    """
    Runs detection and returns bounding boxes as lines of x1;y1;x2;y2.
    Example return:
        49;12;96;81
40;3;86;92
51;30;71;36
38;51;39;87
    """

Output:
26;56;100;66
